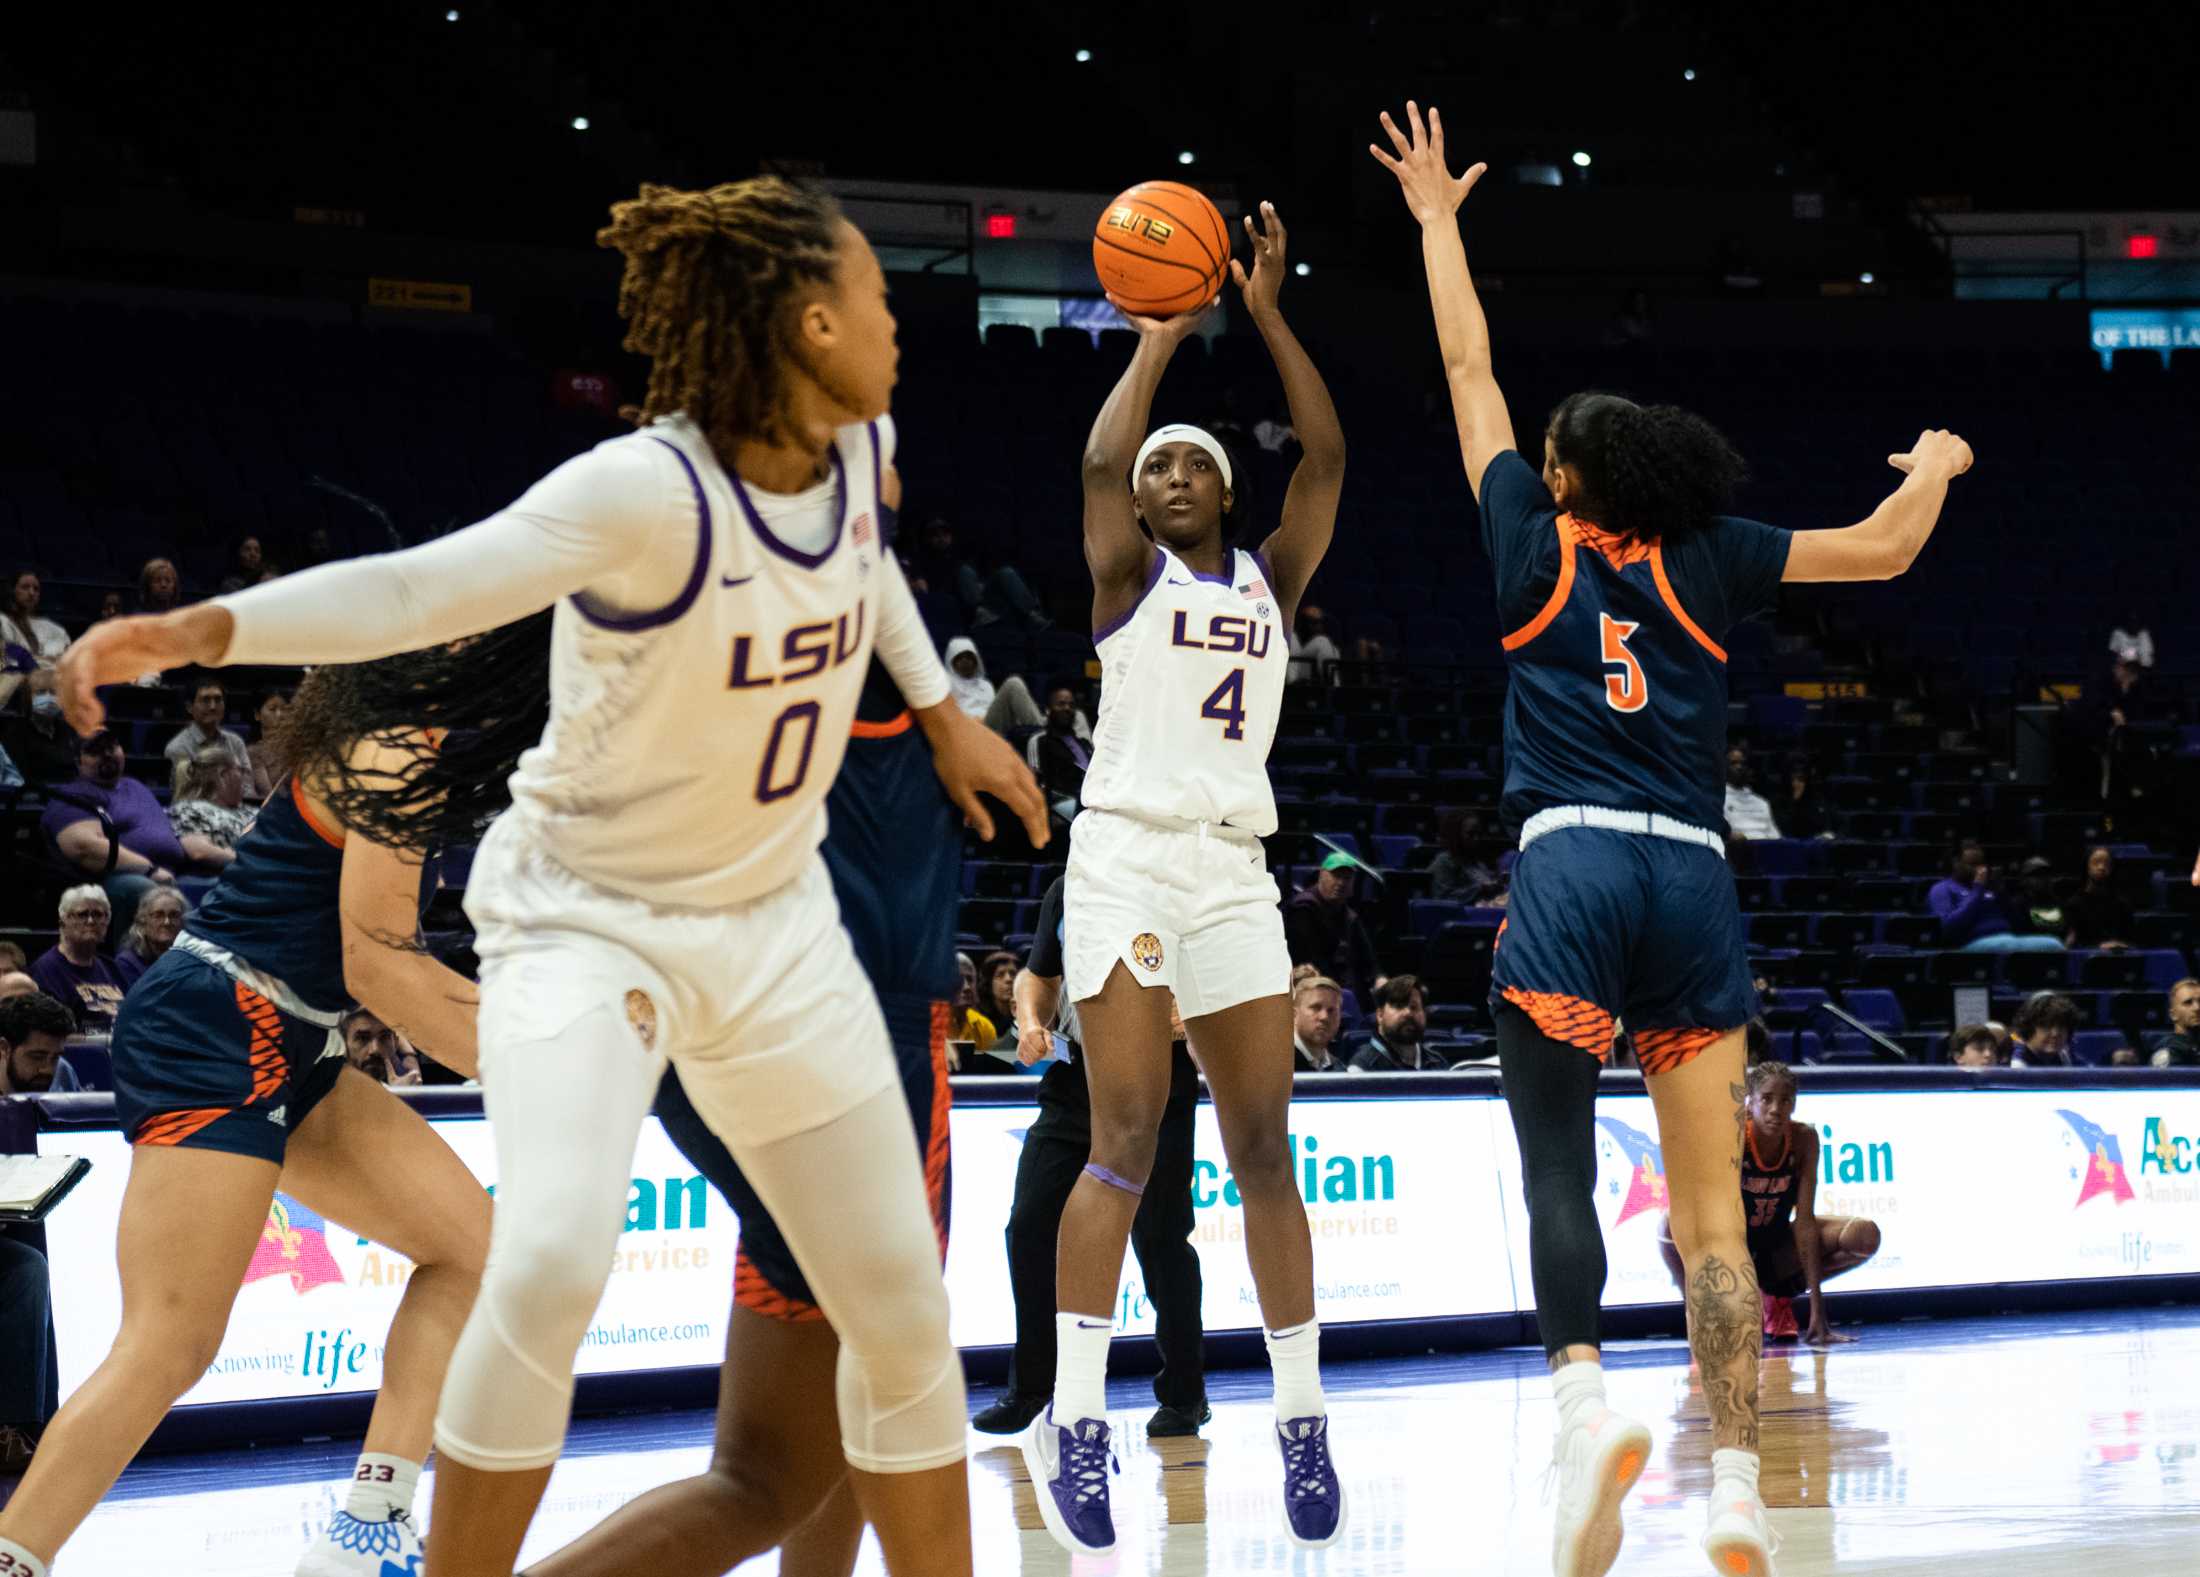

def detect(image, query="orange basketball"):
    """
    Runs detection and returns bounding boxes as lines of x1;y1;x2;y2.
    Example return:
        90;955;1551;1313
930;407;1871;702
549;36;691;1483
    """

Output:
1092;181;1232;318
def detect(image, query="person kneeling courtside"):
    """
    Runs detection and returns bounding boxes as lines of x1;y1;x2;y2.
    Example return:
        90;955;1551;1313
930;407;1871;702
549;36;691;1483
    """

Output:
1659;1060;1881;1344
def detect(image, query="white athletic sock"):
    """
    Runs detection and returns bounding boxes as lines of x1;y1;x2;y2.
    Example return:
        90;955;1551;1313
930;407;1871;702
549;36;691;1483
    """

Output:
0;1536;48;1576
1053;1312;1113;1424
1711;1446;1762;1503
1552;1358;1608;1435
1264;1320;1327;1419
344;1452;423;1521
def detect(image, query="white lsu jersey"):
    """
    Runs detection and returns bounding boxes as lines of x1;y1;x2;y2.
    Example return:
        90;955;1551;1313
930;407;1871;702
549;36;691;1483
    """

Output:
1078;543;1287;836
505;414;889;910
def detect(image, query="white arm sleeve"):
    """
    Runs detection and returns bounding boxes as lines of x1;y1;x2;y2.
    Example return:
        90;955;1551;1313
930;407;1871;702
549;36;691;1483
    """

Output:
214;439;686;666
872;551;950;712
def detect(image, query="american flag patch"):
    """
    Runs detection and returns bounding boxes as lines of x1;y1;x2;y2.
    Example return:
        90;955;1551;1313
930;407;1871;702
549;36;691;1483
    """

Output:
1239;576;1268;601
852;512;874;548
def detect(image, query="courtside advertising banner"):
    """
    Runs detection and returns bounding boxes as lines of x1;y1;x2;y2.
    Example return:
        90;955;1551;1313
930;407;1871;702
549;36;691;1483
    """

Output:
39;1085;2200;1408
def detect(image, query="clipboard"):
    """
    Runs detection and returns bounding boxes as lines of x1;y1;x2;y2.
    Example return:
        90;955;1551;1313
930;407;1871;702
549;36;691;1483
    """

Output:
0;1154;93;1224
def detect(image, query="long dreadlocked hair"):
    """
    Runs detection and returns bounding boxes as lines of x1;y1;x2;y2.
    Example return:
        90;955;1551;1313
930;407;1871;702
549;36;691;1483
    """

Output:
273;612;554;857
597;178;846;457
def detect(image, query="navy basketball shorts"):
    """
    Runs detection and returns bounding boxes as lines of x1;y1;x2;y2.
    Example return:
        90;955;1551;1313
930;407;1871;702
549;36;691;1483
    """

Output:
654;990;951;1322
1489;823;1758;1075
112;950;347;1163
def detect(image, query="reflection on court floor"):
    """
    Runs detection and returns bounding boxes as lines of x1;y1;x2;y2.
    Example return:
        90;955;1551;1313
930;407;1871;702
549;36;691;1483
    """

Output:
30;1310;2200;1575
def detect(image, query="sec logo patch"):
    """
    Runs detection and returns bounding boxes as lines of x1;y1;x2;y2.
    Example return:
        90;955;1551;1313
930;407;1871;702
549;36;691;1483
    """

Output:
1131;932;1165;972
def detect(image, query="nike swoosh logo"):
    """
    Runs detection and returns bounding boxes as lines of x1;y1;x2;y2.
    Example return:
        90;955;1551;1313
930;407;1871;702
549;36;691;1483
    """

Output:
1075;1319;1111;1329
1165;577;1193;587
721;573;755;588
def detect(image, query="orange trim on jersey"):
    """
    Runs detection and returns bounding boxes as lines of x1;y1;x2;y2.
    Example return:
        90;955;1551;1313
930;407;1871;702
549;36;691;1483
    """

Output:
1499;521;1579;652
1745;1120;1792;1173
850;710;914;739
1631;1024;1729;1076
290;777;346;849
133;1106;231;1147
1501;986;1616;1058
1571;516;1654;570
925;999;953;1263
234;980;289;1102
732;1244;828;1324
1648;543;1727;663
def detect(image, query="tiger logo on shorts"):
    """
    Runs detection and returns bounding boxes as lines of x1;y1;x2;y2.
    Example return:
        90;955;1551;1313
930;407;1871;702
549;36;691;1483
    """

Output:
1131;932;1165;972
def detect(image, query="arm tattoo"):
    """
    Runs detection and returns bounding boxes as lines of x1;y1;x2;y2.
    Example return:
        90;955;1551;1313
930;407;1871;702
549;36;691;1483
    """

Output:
1687;1253;1762;1451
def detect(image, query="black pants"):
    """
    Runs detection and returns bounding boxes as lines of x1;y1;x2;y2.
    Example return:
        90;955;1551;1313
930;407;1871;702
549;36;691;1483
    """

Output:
1002;1051;1206;1408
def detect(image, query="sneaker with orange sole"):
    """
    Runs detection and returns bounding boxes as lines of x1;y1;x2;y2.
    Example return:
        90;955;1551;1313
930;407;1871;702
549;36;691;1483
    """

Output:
1551;1405;1653;1577
1703;1489;1778;1577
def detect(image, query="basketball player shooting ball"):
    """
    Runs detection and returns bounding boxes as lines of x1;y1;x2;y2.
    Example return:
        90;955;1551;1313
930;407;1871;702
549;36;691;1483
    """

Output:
1371;101;1969;1577
1021;192;1349;1555
56;177;1045;1577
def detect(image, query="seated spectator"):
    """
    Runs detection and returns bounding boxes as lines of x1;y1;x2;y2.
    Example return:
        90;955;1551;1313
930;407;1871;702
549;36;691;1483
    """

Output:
2007;991;2081;1068
1286;605;1341;687
93;589;123;624
247;689;291;801
217;536;265;595
2064;845;2135;950
0;991;78;1093
1723;747;1782;840
29;887;127;1030
1289;961;1318;992
0;569;70;710
1427;808;1506;903
1283;852;1379;1002
976;950;1020;1045
2108;609;2154;670
2151;978;2200;1067
163;678;253;781
137;556;181;615
168;743;252;870
0;942;23;977
115;886;187;990
343;1006;422;1085
1026;685;1093;822
42;727;190;942
949;952;999;1057
2018;856;2066;940
1778;753;1832;840
1928;842;2061;953
1292;974;1349;1072
2109;1047;2143;1068
905;515;1049;630
1349;975;1445;1071
0;972;35;1003
1949;1023;2003;1069
0;670;80;789
943;637;1047;738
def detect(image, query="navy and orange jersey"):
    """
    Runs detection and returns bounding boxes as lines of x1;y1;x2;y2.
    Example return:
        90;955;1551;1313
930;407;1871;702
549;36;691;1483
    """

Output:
185;777;351;1014
1477;451;1791;835
1742;1123;1803;1240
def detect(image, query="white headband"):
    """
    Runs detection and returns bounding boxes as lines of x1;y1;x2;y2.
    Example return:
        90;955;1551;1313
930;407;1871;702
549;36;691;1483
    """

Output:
1134;424;1233;492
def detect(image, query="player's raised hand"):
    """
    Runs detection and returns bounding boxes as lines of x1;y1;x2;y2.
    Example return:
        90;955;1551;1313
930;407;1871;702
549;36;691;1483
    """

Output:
918;702;1051;848
55;606;233;735
1887;429;1974;480
1108;290;1220;343
1369;102;1487;226
1230;202;1289;316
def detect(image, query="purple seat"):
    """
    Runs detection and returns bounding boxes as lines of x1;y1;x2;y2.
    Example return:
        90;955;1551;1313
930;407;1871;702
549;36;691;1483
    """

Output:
1841;988;1905;1033
2071;1030;2126;1067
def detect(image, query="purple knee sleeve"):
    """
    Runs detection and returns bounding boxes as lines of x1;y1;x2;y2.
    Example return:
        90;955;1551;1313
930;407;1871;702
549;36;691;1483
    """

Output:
1083;1162;1146;1197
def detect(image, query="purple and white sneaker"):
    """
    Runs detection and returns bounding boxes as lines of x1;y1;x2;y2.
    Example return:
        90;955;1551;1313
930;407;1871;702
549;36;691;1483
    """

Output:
1020;1406;1120;1555
1277;1414;1346;1547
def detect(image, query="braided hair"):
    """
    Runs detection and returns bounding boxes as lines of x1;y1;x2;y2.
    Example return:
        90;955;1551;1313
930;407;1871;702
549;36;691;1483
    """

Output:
273;612;553;857
1546;392;1748;543
597;178;846;458
1746;1058;1797;1097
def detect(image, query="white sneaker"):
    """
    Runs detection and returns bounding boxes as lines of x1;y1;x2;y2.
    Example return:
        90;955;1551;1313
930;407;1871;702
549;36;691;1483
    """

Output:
1702;1489;1778;1577
295;1509;422;1577
1551;1405;1652;1577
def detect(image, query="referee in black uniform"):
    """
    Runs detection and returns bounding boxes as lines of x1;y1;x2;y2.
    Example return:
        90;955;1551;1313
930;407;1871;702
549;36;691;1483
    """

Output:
972;874;1209;1436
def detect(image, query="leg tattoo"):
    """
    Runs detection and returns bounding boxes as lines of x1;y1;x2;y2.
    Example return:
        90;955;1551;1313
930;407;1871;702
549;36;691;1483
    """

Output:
1687;1253;1762;1451
1728;1083;1748;1173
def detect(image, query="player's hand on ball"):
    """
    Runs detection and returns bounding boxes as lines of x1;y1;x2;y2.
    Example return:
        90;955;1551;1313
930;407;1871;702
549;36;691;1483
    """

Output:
923;705;1051;848
1107;291;1219;342
1369;102;1486;225
1887;429;1974;480
1230;202;1289;316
